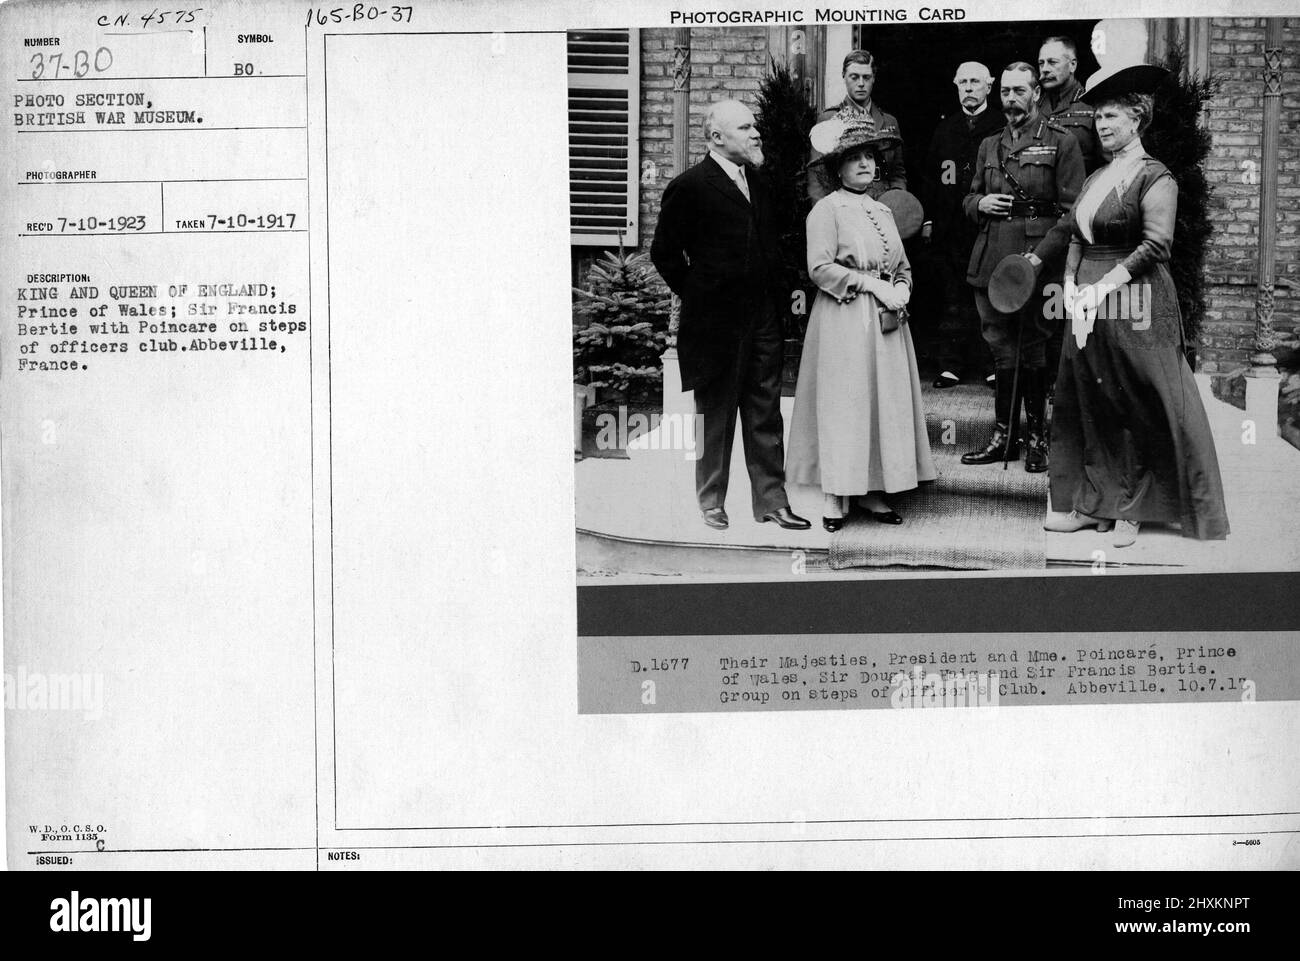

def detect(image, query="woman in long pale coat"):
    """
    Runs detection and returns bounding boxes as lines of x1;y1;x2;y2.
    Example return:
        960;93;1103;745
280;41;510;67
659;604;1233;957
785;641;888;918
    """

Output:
786;119;937;531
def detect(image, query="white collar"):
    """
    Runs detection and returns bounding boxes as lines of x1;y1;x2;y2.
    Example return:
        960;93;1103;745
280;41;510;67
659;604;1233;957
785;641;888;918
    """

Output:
708;150;746;182
1074;138;1148;244
962;102;988;117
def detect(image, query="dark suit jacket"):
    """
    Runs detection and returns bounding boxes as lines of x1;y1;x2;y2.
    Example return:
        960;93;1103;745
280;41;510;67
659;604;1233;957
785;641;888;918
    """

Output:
650;155;787;391
922;105;1005;248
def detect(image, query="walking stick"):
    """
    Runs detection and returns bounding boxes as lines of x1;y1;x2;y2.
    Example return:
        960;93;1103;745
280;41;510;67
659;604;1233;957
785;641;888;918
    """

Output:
1003;311;1025;470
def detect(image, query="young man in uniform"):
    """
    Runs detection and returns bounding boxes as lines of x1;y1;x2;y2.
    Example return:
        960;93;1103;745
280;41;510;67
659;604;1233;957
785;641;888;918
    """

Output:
808;50;906;202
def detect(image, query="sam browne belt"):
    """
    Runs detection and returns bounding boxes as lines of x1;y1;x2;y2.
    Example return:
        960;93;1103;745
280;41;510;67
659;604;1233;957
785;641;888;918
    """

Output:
1004;200;1064;219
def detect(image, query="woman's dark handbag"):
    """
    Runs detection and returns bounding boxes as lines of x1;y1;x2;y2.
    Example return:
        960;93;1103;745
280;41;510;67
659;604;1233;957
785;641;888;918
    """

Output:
835;262;909;330
876;269;907;333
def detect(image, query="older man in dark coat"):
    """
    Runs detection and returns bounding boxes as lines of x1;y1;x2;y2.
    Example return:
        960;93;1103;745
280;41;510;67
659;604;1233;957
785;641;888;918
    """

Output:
650;99;809;531
921;60;1006;388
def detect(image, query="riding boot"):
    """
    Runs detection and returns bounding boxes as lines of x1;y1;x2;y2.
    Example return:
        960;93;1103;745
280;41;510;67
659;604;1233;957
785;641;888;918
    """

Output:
1023;367;1049;473
961;369;1021;464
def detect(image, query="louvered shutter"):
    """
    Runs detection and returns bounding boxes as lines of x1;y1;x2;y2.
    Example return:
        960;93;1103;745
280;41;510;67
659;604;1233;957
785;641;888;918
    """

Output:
568;29;640;246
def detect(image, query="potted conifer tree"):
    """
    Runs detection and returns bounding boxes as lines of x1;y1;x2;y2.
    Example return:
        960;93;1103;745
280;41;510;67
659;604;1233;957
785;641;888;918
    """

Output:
572;241;673;455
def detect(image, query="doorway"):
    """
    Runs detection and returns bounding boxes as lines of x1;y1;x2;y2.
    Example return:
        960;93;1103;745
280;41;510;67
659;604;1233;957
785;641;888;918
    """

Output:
845;20;1101;372
850;20;1101;181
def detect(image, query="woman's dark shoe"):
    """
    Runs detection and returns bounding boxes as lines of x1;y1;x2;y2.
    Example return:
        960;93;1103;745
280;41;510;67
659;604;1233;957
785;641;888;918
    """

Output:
823;516;845;533
867;509;903;525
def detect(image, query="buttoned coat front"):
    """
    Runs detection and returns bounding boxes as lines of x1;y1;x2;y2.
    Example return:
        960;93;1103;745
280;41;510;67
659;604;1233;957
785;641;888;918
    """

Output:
963;117;1086;288
650;156;787;391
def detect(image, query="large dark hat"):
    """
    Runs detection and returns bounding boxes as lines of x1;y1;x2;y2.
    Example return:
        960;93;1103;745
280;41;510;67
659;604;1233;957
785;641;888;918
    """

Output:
878;189;925;240
809;116;900;169
988;254;1041;313
1081;64;1170;105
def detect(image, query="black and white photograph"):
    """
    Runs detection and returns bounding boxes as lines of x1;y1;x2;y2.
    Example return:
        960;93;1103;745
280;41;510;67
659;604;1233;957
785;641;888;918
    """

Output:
2;0;1297;881
572;18;1300;577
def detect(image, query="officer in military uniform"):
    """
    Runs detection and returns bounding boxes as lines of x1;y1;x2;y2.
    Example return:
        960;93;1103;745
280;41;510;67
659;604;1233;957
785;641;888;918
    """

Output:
808;50;906;202
1038;35;1100;381
921;61;1006;389
960;62;1085;472
1039;36;1101;173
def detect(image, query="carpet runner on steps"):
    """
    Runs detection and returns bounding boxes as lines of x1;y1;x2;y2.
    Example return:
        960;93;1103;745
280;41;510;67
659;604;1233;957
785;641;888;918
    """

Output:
828;383;1050;570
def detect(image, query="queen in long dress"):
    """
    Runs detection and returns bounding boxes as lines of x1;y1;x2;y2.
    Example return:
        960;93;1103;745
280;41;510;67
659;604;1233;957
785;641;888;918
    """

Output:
786;120;937;532
1040;67;1229;547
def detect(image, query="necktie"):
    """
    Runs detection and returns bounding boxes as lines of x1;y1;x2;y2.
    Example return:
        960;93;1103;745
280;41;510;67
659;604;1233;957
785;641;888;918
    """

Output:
735;166;751;202
967;113;976;131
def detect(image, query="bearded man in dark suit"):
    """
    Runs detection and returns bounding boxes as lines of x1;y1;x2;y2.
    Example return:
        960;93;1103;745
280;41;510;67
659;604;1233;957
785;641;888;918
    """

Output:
650;99;809;531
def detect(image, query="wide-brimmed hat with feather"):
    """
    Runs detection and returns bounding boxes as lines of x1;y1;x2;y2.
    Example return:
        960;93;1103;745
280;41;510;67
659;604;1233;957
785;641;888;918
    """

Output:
809;116;899;170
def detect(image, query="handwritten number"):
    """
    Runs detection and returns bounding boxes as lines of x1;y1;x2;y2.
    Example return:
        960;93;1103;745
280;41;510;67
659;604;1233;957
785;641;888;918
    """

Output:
308;5;412;26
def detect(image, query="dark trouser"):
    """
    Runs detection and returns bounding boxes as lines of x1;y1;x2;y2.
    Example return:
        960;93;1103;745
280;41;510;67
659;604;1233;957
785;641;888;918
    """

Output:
974;288;1054;371
1045;324;1065;387
970;290;1056;457
693;306;790;520
935;244;989;377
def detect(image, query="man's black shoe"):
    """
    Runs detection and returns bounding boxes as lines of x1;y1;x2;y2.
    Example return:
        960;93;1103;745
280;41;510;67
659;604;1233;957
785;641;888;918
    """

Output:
1024;436;1049;472
760;507;811;530
702;507;729;530
962;425;1020;465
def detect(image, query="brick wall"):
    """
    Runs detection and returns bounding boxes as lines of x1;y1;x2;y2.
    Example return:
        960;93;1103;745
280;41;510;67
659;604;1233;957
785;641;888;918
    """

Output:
637;27;772;254
1199;17;1299;372
580;20;1300;373
573;27;771;285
